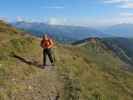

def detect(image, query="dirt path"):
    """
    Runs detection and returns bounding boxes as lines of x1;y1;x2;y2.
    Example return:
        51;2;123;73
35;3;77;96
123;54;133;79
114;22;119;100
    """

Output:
11;54;62;100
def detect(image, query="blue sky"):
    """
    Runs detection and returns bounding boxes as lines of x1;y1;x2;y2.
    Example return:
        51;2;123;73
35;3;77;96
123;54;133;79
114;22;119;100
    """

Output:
0;0;133;27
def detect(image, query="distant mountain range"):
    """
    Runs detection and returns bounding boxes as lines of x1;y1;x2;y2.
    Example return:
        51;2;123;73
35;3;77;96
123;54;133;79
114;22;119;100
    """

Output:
12;22;133;42
103;23;133;37
11;21;108;43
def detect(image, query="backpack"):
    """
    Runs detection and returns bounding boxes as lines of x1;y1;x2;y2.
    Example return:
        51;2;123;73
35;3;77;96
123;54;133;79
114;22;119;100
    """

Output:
41;38;53;48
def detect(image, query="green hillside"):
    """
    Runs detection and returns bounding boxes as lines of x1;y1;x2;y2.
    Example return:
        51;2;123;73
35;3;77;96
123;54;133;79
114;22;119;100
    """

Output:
73;37;133;68
0;20;133;100
102;38;133;65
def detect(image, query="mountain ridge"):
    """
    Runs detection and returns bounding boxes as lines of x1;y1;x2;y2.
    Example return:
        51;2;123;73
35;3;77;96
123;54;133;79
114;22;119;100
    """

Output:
72;37;133;68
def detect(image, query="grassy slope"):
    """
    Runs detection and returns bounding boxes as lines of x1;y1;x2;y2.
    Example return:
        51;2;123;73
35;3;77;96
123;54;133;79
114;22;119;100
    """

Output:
57;41;133;100
0;21;63;100
0;21;133;100
102;38;133;65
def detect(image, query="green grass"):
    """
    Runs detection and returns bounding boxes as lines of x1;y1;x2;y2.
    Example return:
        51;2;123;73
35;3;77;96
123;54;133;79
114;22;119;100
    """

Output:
0;20;133;100
55;42;133;100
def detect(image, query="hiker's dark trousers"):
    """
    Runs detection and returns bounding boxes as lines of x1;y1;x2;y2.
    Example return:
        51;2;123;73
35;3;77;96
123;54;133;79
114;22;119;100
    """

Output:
43;48;54;65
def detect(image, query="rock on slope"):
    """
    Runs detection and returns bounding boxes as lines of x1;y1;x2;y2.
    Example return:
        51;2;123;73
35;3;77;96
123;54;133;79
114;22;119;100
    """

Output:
0;20;133;100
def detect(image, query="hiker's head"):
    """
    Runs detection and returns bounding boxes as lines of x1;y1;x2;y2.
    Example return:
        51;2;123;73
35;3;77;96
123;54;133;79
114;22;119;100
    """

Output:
43;34;48;40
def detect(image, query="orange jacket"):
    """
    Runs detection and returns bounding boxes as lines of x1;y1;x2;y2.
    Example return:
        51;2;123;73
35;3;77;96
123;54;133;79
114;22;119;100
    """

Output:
40;38;54;49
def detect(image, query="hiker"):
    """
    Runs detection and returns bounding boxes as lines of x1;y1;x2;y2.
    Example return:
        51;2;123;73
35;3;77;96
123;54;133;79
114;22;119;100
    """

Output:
40;34;54;67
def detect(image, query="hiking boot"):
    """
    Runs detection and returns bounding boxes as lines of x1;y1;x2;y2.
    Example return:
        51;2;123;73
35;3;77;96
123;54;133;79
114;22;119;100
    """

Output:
42;64;46;69
51;63;55;66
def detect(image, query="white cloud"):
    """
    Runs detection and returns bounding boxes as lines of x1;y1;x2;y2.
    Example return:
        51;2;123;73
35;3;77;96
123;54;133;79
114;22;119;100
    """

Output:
119;2;133;8
103;0;128;4
16;16;34;23
120;12;133;17
47;17;67;25
45;16;133;27
0;16;8;21
41;6;64;9
103;0;133;8
16;16;24;22
90;17;133;27
102;0;133;26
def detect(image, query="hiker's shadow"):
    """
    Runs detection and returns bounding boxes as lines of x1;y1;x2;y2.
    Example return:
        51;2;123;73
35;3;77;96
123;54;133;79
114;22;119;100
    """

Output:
13;54;43;69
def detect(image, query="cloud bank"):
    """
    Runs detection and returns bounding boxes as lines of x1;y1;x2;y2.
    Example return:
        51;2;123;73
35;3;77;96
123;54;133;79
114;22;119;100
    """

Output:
104;0;133;8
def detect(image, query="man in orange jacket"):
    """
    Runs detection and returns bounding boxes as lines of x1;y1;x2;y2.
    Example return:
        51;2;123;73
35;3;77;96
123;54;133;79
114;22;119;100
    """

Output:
40;34;54;67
